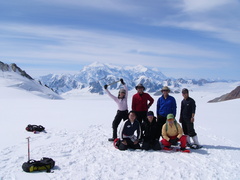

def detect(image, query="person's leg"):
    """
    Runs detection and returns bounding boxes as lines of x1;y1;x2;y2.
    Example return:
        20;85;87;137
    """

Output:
142;141;150;150
157;115;166;138
179;135;187;149
161;138;171;147
112;111;123;139
152;140;161;150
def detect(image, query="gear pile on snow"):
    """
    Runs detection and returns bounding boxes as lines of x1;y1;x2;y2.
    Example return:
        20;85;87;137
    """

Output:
26;124;45;132
22;157;55;173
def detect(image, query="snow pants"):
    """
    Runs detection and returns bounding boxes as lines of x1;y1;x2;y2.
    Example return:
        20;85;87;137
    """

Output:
135;111;147;124
157;115;167;138
161;135;187;148
181;119;197;137
112;110;128;139
118;138;141;151
142;140;161;151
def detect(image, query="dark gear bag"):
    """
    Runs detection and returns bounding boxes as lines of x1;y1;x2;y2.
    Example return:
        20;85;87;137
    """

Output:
22;157;55;173
26;124;45;132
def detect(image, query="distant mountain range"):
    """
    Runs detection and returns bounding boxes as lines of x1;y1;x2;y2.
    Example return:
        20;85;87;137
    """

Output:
38;62;229;95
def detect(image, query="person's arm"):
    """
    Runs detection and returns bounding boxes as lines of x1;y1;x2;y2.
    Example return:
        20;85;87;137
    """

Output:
147;94;154;108
177;123;183;139
156;98;160;116
172;97;177;117
162;124;169;141
132;95;136;111
191;99;196;122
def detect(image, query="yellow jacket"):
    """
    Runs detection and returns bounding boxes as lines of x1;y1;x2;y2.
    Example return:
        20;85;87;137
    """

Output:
162;121;183;141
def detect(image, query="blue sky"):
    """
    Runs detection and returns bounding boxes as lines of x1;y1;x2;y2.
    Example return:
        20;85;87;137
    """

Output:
0;0;240;80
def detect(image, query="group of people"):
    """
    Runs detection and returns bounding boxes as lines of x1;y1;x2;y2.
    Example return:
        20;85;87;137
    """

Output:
104;79;202;151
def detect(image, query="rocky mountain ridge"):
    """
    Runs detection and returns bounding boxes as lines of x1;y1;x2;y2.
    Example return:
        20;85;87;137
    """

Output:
208;86;240;103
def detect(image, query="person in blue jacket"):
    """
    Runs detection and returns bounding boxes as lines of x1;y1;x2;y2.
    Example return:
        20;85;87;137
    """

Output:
156;86;177;138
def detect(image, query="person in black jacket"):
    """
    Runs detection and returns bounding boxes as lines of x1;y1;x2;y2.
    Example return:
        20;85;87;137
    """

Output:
141;111;161;150
179;88;202;149
118;111;141;151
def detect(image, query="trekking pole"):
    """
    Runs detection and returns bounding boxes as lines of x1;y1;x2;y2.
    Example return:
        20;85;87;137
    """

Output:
26;137;30;161
107;80;120;86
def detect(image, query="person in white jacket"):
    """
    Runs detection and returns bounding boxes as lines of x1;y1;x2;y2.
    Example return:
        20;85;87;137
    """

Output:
104;79;128;141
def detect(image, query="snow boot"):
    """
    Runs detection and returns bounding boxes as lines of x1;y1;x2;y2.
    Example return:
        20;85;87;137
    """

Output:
191;136;203;149
108;138;115;141
186;135;191;147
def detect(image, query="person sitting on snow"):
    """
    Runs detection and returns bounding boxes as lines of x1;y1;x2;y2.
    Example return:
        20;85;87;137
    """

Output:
141;111;161;151
118;111;141;151
161;114;187;151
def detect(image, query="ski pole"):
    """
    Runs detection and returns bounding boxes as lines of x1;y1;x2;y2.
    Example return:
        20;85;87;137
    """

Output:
26;137;30;161
107;80;120;86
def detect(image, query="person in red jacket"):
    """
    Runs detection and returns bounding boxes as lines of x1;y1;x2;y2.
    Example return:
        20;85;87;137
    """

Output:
132;84;154;124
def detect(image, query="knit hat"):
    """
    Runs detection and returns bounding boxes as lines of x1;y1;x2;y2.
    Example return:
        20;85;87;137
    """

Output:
119;88;126;93
182;88;189;94
147;111;154;116
161;86;170;92
135;83;145;90
167;114;175;120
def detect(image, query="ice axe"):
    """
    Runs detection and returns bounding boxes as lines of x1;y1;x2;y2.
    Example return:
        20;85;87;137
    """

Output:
26;137;30;161
106;80;121;86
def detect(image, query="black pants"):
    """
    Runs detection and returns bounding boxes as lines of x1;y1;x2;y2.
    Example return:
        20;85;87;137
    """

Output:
112;110;128;139
181;119;197;137
157;115;166;138
142;140;161;151
135;111;147;124
118;138;141;151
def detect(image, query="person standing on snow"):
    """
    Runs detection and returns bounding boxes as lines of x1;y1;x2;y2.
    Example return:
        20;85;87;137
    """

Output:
118;111;141;150
179;88;202;149
141;111;161;151
156;86;177;137
104;79;128;141
161;114;188;151
132;84;154;124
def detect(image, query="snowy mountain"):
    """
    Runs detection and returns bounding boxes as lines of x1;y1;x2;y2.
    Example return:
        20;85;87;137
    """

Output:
39;62;221;95
0;61;62;100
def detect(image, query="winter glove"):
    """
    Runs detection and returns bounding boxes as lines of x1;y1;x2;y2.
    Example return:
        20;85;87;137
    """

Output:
104;85;108;89
169;138;179;145
120;78;125;85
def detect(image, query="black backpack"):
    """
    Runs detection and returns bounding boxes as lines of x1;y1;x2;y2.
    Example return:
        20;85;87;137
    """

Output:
22;157;55;173
26;124;45;132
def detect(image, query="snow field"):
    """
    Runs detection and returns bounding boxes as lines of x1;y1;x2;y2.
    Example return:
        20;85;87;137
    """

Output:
0;80;240;180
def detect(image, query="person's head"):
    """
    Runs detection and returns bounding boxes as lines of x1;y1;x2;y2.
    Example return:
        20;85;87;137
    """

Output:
128;111;137;122
135;84;145;94
118;88;126;99
161;86;170;96
182;88;189;99
166;113;175;124
147;111;154;123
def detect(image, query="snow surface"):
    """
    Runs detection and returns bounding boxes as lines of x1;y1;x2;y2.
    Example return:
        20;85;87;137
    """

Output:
0;78;240;180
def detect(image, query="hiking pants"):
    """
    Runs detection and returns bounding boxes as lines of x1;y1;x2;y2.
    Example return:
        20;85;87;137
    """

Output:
112;110;128;139
142;140;161;151
161;135;187;148
157;115;167;137
118;138;141;151
181;119;197;137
